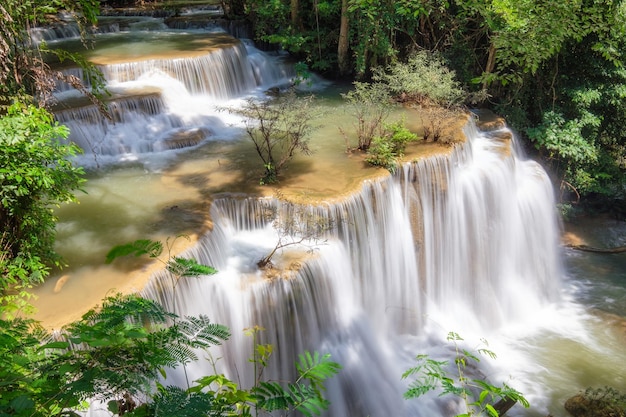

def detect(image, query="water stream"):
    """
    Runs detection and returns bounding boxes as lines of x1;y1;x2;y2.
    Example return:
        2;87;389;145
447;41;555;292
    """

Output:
32;15;626;417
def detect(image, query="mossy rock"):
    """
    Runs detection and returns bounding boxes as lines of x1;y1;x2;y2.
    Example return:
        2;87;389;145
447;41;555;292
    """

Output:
564;387;626;417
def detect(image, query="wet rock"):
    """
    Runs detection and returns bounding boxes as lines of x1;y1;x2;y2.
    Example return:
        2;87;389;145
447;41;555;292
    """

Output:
53;275;70;293
265;87;280;97
564;387;626;417
162;128;209;149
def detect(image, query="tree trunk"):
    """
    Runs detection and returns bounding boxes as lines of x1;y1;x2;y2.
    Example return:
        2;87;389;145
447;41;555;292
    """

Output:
483;42;497;90
337;0;350;76
291;0;301;30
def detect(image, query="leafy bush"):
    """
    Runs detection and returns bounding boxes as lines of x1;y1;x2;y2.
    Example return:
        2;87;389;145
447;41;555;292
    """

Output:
226;89;318;185
366;118;419;171
0;103;85;302
373;51;467;108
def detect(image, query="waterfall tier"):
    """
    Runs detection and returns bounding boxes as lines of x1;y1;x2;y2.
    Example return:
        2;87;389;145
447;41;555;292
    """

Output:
51;32;294;165
141;118;561;416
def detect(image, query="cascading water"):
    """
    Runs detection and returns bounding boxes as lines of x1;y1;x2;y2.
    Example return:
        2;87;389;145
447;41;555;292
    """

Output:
139;118;563;416
46;13;625;417
51;31;294;167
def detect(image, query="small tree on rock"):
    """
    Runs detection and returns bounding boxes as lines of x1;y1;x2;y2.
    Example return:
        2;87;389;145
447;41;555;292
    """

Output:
257;198;331;269
228;89;318;185
341;81;393;151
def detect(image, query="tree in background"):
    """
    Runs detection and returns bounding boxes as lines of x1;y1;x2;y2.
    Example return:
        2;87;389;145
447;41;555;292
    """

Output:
239;0;626;210
0;0;105;308
0;0;104;111
0;104;85;313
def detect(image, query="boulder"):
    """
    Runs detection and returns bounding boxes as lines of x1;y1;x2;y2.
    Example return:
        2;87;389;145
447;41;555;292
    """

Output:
564;388;625;417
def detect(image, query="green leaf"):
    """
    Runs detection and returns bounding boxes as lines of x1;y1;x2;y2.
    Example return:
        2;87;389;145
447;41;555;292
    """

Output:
105;239;163;264
10;395;35;412
295;351;342;391
107;400;120;414
177;315;230;348
287;383;330;417
166;257;217;277
485;403;499;417
39;341;70;350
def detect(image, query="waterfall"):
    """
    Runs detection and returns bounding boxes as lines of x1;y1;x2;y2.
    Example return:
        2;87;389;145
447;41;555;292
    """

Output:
52;36;294;166
140;118;562;416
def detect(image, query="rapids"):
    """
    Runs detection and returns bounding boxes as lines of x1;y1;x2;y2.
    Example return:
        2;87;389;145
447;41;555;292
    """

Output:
34;13;625;417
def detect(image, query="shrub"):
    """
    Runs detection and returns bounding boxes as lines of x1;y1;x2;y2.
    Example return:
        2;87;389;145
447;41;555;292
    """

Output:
341;81;393;151
0;103;85;302
366;118;419;172
373;51;467;108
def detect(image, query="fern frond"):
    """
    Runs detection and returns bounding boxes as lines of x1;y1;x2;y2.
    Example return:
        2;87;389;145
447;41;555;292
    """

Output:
167;257;218;277
177;315;231;348
87;294;173;327
402;355;448;399
286;383;330;417
105;239;163;264
253;381;291;411
164;341;199;366
151;385;214;417
295;351;341;391
254;380;331;416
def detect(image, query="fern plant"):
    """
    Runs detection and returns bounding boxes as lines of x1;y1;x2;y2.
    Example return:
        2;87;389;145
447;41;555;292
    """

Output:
105;236;217;280
403;332;529;417
234;326;342;417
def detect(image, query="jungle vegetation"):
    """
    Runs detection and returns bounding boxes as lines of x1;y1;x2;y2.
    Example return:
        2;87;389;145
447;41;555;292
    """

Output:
224;0;626;213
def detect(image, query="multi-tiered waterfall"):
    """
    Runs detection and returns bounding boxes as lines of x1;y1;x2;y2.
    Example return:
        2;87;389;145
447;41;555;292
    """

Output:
42;16;625;417
139;120;562;416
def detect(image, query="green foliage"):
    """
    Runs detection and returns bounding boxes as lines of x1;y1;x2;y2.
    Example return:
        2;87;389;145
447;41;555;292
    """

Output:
245;327;341;417
0;317;55;417
366;118;419;171
226;89;318;184
0;0;102;109
347;0;398;76
0;294;232;416
245;0;340;73
341;81;393;150
0;103;85;299
373;51;467;107
526;111;598;165
106;237;217;279
519;30;626;202
403;332;529;417
105;239;165;264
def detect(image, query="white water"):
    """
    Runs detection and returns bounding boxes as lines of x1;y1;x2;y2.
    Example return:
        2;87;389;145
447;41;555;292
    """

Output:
135;120;574;416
